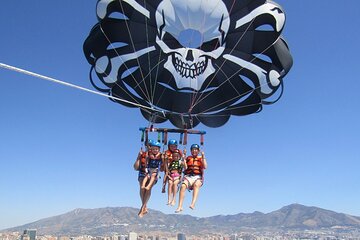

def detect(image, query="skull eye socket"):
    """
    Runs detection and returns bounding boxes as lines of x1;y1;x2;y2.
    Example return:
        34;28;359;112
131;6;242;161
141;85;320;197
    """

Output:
163;32;182;49
201;38;220;52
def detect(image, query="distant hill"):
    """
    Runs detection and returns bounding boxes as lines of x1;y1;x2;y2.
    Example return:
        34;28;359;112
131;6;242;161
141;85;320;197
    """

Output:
3;204;360;236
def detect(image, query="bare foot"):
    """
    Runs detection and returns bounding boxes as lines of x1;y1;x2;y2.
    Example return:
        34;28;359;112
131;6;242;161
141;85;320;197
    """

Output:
171;200;176;206
162;185;166;193
189;204;195;210
141;208;148;216
145;186;150;191
138;207;144;218
175;208;183;213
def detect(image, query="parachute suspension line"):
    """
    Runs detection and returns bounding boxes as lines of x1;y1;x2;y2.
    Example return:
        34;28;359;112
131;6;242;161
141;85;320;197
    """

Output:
152;0;228;117
140;0;161;108
143;0;154;103
88;54;146;108
152;50;170;108
99;24;152;105
191;62;248;116
192;37;279;115
97;31;167;107
117;1;151;101
191;17;257;109
150;51;169;108
188;0;224;114
150;6;177;109
128;58;166;104
194;38;279;114
203;82;285;115
0;62;160;112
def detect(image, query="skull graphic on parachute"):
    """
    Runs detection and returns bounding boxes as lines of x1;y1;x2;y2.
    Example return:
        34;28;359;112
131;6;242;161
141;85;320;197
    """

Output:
83;0;293;129
155;0;230;91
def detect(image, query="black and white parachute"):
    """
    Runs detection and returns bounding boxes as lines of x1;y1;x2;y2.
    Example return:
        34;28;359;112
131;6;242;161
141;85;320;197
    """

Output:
83;0;293;129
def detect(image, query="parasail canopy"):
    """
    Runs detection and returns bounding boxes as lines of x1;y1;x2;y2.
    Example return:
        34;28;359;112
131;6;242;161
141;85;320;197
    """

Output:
83;0;293;129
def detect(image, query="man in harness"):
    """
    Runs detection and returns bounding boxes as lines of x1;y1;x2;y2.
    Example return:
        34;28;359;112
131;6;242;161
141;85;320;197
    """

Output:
175;144;207;213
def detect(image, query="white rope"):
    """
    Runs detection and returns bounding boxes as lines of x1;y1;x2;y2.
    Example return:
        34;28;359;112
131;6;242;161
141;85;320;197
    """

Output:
0;62;159;112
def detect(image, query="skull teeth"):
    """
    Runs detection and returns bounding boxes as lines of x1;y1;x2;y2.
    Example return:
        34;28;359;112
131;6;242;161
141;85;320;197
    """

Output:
173;56;207;79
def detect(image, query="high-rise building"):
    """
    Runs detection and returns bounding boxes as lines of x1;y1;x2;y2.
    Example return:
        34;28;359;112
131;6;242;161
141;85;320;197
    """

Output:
128;232;137;240
23;230;36;240
177;233;186;240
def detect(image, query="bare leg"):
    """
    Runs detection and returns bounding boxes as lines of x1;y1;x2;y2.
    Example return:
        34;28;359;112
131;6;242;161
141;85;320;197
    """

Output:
141;176;149;189
138;178;148;216
139;180;145;205
162;173;167;193
171;179;180;206
189;181;202;210
175;183;187;213
143;188;151;213
139;188;152;218
167;180;174;205
145;173;157;190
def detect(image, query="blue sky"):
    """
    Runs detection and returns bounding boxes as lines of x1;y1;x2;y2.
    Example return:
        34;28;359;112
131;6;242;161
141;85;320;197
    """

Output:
1;0;360;231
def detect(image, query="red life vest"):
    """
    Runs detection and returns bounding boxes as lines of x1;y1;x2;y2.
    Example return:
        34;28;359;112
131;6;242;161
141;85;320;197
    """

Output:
184;156;203;176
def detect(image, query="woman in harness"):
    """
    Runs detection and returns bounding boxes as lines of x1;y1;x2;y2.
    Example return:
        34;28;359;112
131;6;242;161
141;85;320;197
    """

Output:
175;144;207;213
166;149;184;206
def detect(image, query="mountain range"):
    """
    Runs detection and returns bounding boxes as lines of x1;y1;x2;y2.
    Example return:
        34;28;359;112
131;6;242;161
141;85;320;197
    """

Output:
3;204;360;236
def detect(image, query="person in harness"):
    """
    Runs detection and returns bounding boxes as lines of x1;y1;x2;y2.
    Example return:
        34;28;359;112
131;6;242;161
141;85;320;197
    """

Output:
162;139;179;193
133;139;152;217
175;143;207;213
166;148;184;206
139;141;164;217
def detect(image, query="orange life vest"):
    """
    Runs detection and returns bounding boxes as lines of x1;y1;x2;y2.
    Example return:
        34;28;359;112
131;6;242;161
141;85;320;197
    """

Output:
139;152;147;173
164;150;173;162
184;155;203;176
